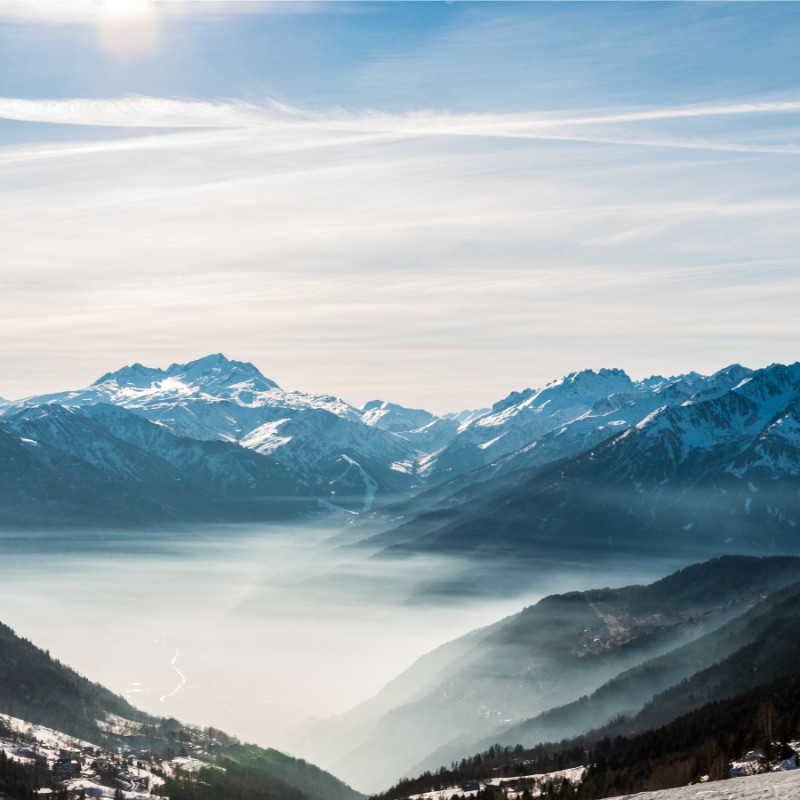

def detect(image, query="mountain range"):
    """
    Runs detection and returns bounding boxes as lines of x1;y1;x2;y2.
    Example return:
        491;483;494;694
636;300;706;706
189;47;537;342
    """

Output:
343;360;800;605
3;355;800;549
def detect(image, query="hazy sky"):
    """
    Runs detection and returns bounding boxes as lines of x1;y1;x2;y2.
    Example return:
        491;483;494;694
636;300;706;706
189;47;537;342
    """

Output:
2;1;799;413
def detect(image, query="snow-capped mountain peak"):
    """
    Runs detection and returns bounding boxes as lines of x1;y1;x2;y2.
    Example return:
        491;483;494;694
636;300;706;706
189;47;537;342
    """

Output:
565;366;629;384
1;355;433;511
93;353;279;398
487;368;634;418
92;361;165;388
360;399;437;433
5;356;798;523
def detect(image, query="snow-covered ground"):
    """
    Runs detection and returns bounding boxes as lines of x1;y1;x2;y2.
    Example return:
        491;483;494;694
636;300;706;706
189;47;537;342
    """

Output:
0;711;211;799
401;743;800;800
406;766;586;799
607;767;800;799
404;767;800;800
0;712;93;758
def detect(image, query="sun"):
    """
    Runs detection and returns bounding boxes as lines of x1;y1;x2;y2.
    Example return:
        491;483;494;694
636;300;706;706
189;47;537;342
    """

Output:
97;0;160;62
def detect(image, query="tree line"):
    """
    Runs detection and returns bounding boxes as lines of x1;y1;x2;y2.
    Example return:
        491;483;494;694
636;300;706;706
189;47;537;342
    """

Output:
371;664;800;800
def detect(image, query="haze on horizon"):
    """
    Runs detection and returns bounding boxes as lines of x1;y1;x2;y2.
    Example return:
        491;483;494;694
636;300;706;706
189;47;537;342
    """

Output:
0;520;682;765
2;1;799;414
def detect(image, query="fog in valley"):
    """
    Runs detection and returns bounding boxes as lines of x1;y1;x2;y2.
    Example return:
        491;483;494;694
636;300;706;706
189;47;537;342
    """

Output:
0;522;689;775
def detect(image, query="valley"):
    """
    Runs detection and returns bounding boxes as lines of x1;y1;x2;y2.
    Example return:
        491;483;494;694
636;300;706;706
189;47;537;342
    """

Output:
0;522;674;761
1;355;800;798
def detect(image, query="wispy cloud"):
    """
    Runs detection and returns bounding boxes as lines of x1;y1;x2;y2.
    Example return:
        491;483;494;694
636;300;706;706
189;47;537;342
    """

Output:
0;96;282;128
553;100;800;126
1;92;799;407
3;95;800;157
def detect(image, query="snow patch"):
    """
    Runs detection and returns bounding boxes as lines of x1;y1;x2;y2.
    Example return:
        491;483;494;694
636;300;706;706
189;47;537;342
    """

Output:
730;740;800;777
478;434;505;450
635;406;667;429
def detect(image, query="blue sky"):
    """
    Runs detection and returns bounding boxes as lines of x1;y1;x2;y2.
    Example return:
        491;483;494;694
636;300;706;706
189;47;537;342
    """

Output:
1;1;799;412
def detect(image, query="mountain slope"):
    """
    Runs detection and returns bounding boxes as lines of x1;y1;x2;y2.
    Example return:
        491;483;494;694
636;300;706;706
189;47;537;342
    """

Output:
0;402;315;527
360;400;438;434
0;419;172;528
423;574;800;768
381;362;800;570
0;619;154;744
0;619;362;800
301;556;800;791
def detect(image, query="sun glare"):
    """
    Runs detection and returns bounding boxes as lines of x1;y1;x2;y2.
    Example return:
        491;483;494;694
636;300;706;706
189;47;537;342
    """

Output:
97;0;160;62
